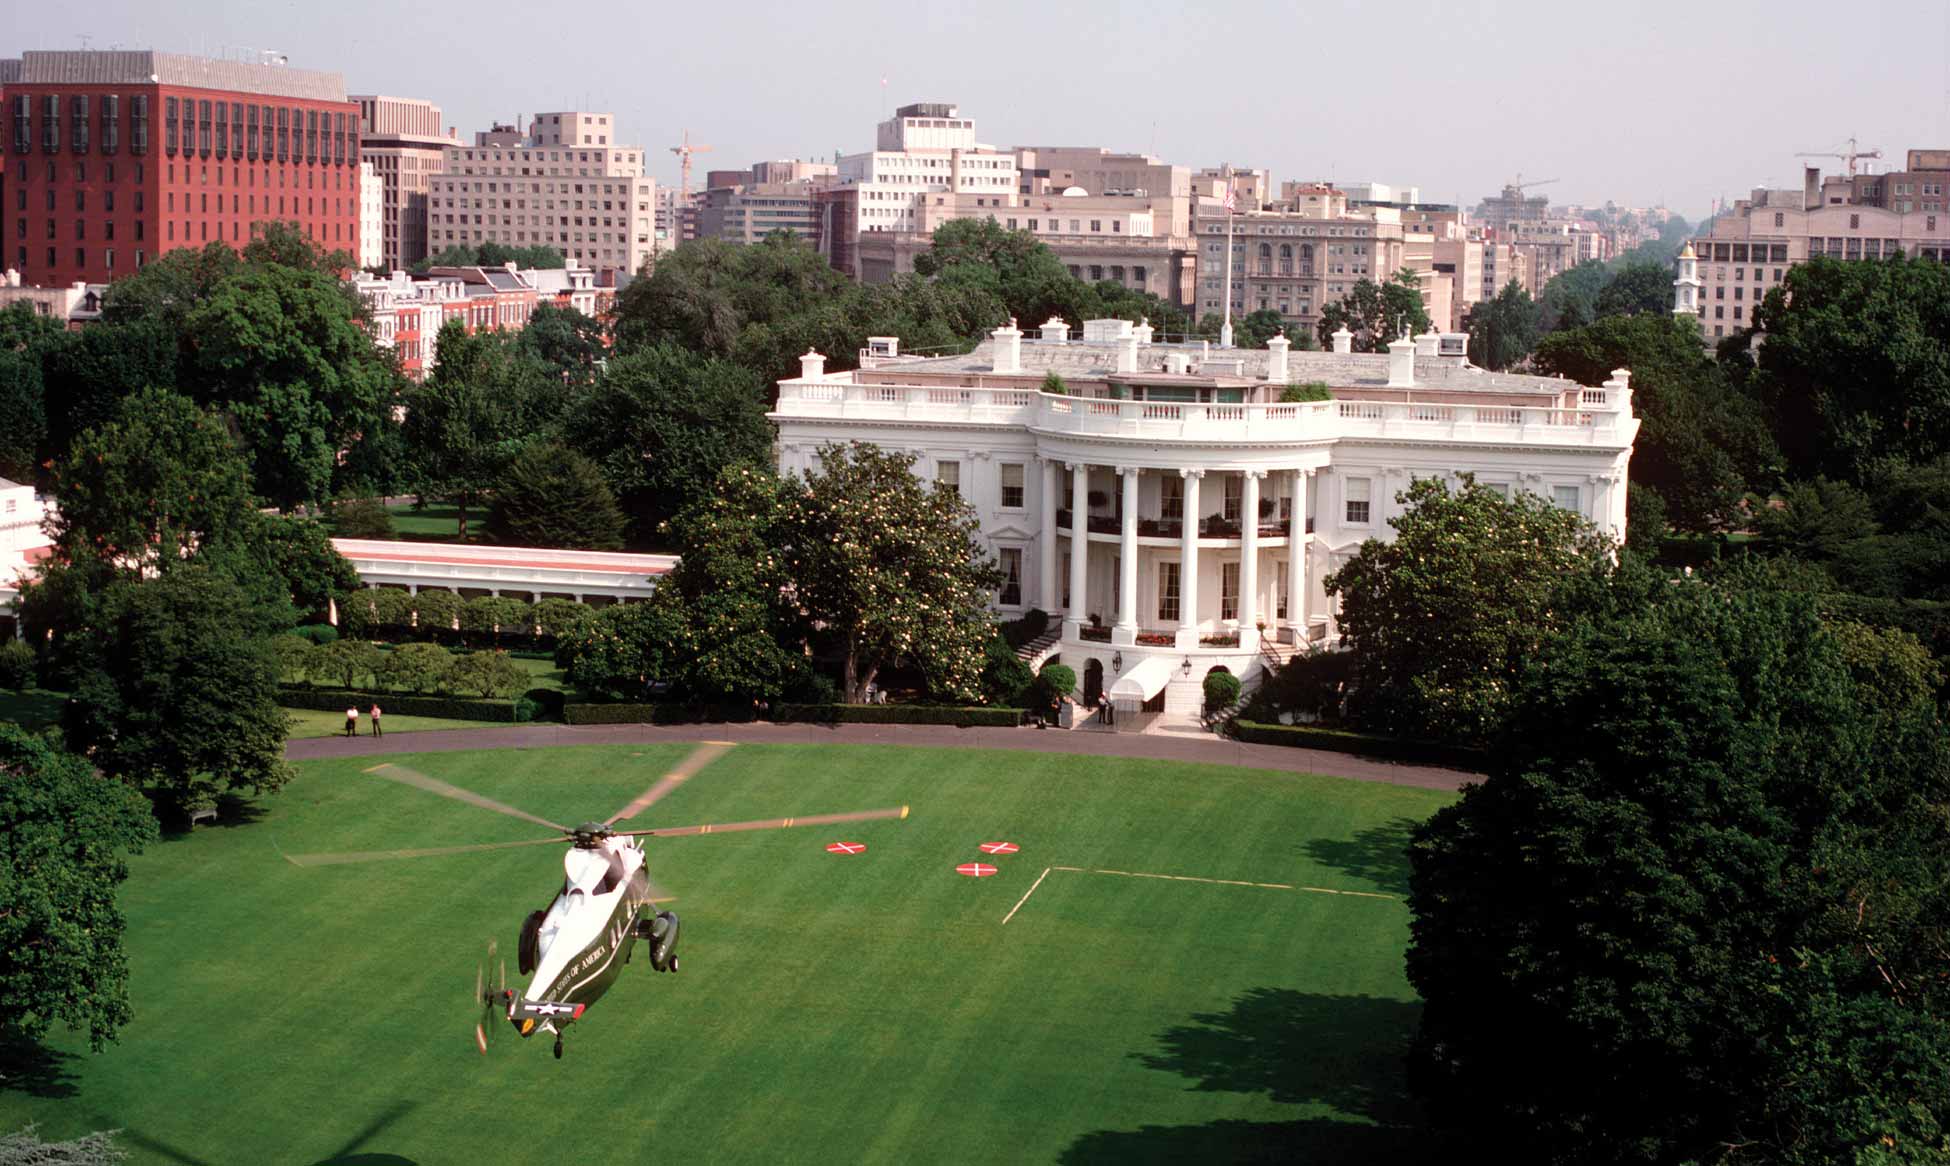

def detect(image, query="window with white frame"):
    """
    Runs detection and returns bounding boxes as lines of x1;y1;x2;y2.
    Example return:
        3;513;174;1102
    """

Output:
1223;476;1243;522
1344;476;1372;524
1221;561;1240;620
936;460;960;497
1157;561;1180;622
1161;474;1183;521
1552;484;1580;513
1276;560;1288;619
1060;551;1071;609
998;547;1023;606
999;462;1025;509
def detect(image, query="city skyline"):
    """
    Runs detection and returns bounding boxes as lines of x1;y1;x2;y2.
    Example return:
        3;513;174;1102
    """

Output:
11;0;1948;220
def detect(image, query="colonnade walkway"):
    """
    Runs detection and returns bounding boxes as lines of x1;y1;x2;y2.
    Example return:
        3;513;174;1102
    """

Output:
284;719;1477;793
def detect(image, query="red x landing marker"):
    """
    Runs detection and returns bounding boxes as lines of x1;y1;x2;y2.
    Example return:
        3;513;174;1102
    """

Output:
956;862;999;877
978;841;1019;855
825;841;867;855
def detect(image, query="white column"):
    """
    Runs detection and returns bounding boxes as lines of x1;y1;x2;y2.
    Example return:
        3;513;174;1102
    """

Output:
1239;470;1262;650
1177;469;1202;649
1065;463;1089;638
1039;459;1059;613
1114;466;1139;646
1287;469;1308;645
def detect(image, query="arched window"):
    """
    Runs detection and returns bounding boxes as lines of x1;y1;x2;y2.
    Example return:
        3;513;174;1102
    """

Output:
1257;242;1271;274
1279;243;1293;274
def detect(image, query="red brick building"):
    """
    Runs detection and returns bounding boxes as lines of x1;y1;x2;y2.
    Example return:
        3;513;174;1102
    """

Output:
2;50;360;287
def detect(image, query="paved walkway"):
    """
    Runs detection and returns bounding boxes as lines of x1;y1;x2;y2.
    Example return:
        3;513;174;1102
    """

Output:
285;721;1478;792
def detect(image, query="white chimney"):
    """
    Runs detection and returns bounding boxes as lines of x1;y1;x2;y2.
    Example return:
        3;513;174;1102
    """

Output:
1116;333;1139;374
1386;335;1417;388
1330;325;1353;354
992;318;1023;374
1132;317;1154;345
1040;316;1070;343
799;349;827;380
1266;332;1291;383
1414;329;1440;358
1166;352;1191;375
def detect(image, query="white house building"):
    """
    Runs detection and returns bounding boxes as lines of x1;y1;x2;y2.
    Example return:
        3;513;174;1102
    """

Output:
0;478;53;637
769;320;1638;718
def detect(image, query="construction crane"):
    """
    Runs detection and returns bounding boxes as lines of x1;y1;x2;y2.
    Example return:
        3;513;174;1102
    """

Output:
669;131;714;200
1796;136;1883;177
1506;174;1559;197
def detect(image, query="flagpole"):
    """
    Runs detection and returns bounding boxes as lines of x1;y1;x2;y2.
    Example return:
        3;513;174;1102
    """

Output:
1220;164;1235;349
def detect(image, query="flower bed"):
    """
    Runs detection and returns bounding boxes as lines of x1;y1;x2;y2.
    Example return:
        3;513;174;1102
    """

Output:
1136;632;1175;646
1078;626;1112;642
1200;634;1240;647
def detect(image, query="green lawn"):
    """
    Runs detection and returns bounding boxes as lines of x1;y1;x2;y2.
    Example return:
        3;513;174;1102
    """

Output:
0;742;1454;1163
283;707;509;739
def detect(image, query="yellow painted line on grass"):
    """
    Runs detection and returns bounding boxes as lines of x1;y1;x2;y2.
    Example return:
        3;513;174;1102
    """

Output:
1003;863;1396;923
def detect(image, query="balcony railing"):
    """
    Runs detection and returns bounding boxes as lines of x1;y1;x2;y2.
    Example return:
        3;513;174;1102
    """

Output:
775;381;1634;445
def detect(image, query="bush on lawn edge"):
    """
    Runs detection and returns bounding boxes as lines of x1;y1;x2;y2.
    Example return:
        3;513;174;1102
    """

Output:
1227;719;1486;770
561;702;1024;727
278;685;524;723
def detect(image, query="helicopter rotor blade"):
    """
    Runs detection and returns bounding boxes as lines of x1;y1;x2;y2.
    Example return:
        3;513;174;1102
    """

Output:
604;742;734;826
613;805;910;839
365;763;572;835
282;835;565;867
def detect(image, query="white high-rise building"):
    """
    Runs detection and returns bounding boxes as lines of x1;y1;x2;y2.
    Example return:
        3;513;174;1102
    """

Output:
358;162;384;270
837;102;1018;238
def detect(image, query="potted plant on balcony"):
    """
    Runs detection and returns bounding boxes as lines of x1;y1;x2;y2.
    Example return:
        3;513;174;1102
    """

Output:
1041;372;1068;395
1087;490;1109;510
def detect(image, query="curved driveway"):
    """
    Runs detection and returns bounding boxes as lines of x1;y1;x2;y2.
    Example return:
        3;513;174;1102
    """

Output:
286;720;1477;793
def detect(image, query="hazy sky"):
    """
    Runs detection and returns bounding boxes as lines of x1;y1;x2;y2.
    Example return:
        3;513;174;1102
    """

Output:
12;0;1949;220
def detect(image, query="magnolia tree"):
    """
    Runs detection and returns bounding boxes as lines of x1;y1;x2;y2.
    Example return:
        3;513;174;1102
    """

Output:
780;443;1003;703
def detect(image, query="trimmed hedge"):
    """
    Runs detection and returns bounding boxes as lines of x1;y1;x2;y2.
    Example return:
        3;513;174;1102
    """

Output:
561;702;1023;728
773;704;1024;727
1229;719;1486;771
278;685;522;723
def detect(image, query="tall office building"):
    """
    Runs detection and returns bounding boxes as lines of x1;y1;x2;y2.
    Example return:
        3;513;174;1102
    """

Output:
352;94;452;270
2;50;360;286
427;112;656;281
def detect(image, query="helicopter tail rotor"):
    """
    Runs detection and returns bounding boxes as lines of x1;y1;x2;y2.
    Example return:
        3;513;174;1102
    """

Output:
474;939;508;1055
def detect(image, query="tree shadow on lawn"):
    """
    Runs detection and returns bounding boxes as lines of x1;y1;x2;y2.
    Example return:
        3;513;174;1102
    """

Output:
150;791;267;842
1062;988;1445;1164
0;1033;79;1099
1301;816;1421;898
107;1100;419;1166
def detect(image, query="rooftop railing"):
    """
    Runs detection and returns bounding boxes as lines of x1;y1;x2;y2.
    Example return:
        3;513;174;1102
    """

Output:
775;381;1635;445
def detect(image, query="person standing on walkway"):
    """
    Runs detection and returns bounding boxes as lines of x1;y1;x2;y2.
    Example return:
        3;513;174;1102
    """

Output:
344;706;359;738
369;703;383;738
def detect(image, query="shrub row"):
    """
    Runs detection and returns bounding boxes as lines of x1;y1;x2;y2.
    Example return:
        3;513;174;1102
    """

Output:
1228;719;1487;771
561;702;1024;728
277;685;522;723
774;704;1024;727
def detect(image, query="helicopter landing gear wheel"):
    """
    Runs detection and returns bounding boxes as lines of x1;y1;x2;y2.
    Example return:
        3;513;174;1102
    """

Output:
553;1034;564;1060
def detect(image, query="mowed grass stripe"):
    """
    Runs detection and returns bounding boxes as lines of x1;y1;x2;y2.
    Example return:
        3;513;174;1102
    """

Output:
1;742;1453;1164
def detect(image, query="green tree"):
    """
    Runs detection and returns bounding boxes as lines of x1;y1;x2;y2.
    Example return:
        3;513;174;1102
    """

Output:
558;344;772;539
37;316;182;469
517;303;609;389
0;725;157;1051
1040;372;1068;395
313;639;385;689
48;388;255;573
331;496;396;539
533;598;593;643
780;443;1003;702
447;649;524;698
380;642;454;693
411;589;462;641
1593;260;1675;319
1537;259;1608;333
485;442;627;550
0;303;57;483
273;635;316;684
1405;575;1950;1163
1465;280;1542;370
1754;478;1880;564
1315;269;1432;352
64;567;292;815
239;514;361;617
461;596;534;646
401;322;526;537
1534;313;1777;530
1324;475;1615;744
561;601;687;701
1750;255;1950;479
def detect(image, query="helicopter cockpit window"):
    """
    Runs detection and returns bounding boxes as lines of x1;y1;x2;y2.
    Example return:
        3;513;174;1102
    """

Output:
594;849;629;895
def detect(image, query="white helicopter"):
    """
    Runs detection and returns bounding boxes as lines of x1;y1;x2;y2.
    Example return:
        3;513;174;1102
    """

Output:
283;751;907;1059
